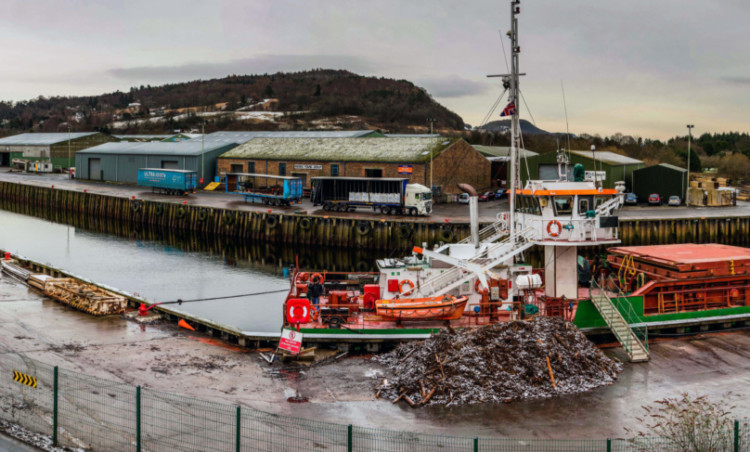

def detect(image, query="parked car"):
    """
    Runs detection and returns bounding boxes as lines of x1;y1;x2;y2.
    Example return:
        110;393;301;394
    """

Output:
458;193;470;204
668;195;681;206
624;193;638;205
478;191;495;202
495;188;507;199
648;193;662;206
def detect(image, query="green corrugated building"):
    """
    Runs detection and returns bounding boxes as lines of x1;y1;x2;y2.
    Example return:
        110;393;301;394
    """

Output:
632;163;687;203
0;132;114;168
522;149;644;189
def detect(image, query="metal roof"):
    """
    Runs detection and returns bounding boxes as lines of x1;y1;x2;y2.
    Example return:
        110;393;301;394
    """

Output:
473;145;538;159
195;130;379;145
384;134;441;138
0;132;99;146
645;163;687;173
114;134;174;140
221;137;458;163
569;150;642;166
77;141;234;156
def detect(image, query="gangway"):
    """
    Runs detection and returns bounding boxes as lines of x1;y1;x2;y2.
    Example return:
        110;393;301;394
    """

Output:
589;279;649;362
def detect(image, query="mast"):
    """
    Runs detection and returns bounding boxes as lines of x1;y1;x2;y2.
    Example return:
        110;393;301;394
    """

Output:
508;0;521;238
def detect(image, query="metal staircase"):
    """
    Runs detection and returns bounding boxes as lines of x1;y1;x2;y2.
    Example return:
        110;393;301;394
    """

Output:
416;227;535;296
589;280;649;362
456;217;509;245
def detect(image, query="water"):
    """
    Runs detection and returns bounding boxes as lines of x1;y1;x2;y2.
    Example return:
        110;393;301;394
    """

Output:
0;208;392;333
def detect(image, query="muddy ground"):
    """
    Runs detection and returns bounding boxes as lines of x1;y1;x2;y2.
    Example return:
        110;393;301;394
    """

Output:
1;275;750;441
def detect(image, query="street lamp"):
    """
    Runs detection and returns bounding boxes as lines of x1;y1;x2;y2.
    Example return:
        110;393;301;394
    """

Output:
686;124;694;203
67;126;71;179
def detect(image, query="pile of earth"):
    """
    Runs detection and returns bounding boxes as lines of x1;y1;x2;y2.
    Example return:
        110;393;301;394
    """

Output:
374;317;622;407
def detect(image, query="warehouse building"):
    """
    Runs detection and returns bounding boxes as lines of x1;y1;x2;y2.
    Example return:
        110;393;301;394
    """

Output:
473;145;538;189
75;141;237;184
195;130;382;147
523;149;643;189
217;137;490;196
632;163;687;203
0;132;114;168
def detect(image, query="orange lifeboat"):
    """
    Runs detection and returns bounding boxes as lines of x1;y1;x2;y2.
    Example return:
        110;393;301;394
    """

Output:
375;295;468;321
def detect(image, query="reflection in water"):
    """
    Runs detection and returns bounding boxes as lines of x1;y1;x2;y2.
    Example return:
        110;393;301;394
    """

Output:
0;207;399;333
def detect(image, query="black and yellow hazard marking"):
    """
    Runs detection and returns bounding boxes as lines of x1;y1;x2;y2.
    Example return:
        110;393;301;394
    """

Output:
13;370;37;388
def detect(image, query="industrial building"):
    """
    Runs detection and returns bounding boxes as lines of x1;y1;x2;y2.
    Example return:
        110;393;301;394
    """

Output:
195;130;382;146
523;149;644;189
216;136;490;195
473;145;538;189
75;141;237;184
632;163;687;203
0;132;113;168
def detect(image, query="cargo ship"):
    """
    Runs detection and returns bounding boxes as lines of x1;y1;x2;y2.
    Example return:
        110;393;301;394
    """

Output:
281;0;750;361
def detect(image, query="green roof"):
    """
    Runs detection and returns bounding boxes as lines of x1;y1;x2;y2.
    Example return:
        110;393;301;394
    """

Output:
220;137;459;163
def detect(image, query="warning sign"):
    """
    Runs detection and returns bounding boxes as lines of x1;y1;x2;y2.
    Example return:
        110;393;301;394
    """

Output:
279;329;303;355
13;370;37;388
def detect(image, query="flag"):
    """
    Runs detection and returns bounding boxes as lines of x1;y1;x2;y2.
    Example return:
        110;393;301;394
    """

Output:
500;101;516;117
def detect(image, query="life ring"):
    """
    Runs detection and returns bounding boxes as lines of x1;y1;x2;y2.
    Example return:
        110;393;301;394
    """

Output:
356;221;371;236
547;220;562;237
130;200;142;213
399;279;415;296
311;273;325;284
299;217;313;231
439;227;454;242
223;211;235;225
175;207;187;219
474;279;489;294
397;223;413;239
266;215;279;228
153;203;164;216
197;208;209;222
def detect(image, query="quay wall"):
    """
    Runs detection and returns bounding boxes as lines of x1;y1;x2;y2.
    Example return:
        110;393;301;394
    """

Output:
1;181;750;250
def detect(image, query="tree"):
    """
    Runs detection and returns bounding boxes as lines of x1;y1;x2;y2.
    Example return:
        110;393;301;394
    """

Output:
314;84;321;97
264;84;274;97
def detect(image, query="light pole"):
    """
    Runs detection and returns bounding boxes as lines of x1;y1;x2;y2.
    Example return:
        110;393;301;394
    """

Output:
201;122;205;186
67;126;71;178
686;124;694;203
427;117;436;195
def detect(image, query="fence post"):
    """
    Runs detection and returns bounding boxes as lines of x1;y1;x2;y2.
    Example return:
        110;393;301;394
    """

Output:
607;438;611;452
52;366;58;446
474;437;479;452
236;406;241;452
734;420;740;452
136;386;141;452
347;424;353;452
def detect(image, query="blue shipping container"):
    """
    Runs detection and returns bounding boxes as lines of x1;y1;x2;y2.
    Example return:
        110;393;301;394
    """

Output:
137;168;198;195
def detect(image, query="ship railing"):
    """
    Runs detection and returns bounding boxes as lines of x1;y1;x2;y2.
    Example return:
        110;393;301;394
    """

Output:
591;278;649;355
457;218;509;245
523;218;619;242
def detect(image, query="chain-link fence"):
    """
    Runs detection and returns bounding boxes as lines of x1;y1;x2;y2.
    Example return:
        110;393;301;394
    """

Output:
0;351;747;451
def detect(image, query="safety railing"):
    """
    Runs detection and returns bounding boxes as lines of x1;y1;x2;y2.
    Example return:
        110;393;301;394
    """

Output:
0;351;746;451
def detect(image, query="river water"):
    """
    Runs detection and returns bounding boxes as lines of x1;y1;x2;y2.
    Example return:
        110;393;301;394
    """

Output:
0;208;393;333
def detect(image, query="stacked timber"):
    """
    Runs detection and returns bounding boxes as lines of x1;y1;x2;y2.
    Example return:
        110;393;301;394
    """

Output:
41;278;127;315
1;260;31;281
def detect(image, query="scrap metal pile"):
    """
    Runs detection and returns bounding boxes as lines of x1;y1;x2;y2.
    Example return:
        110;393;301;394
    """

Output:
375;317;622;407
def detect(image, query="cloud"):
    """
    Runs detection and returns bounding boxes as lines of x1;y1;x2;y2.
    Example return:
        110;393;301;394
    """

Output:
415;75;490;98
106;55;375;83
721;76;750;85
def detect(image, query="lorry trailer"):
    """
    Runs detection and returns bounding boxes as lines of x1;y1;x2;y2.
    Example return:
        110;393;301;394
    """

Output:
224;173;303;206
137;168;198;195
311;177;432;216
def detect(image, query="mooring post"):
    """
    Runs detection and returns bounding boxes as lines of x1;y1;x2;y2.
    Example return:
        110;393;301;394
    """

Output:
52;366;58;446
136;386;141;452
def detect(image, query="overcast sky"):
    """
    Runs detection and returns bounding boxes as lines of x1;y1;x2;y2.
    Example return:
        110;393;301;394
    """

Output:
1;0;748;139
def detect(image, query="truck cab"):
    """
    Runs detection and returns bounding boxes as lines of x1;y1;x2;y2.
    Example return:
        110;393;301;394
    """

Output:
404;183;432;216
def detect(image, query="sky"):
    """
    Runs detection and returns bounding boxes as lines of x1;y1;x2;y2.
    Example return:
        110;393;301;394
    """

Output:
0;0;748;140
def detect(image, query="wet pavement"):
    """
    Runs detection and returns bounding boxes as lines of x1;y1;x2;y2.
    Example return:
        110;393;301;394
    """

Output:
1;275;749;440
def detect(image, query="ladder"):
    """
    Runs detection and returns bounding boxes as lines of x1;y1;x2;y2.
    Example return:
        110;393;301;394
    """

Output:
456;217;509;246
589;282;649;362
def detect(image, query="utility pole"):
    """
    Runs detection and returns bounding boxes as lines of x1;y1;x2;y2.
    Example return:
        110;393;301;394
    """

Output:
686;124;694;203
427;117;436;195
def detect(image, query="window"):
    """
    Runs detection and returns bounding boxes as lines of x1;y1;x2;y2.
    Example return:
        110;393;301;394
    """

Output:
230;164;243;173
247;162;255;173
365;168;383;178
553;196;573;215
331;164;339;177
594;196;606;208
423;192;432;200
578;196;592;215
278;162;286;176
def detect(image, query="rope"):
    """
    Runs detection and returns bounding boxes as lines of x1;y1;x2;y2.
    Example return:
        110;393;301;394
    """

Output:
157;288;289;305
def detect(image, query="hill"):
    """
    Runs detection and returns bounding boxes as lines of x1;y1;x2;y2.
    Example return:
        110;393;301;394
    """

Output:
0;70;465;135
478;119;558;135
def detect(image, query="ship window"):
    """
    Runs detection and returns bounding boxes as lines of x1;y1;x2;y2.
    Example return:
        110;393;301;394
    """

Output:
553;196;573;215
578;196;592;214
594;196;606;208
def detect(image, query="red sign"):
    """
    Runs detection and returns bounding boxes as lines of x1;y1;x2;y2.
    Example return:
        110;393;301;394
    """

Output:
398;165;413;175
279;328;303;354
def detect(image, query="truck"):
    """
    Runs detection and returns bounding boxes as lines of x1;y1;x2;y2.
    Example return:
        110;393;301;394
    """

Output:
310;177;432;216
224;173;303;206
137;168;197;195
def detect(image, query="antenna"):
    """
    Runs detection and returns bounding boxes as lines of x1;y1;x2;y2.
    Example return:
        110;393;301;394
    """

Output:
561;80;572;162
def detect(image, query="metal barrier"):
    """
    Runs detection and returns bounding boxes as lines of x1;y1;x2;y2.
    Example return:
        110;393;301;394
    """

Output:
0;351;747;451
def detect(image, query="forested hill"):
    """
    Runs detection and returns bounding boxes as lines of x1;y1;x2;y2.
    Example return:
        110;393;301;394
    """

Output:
0;70;465;135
